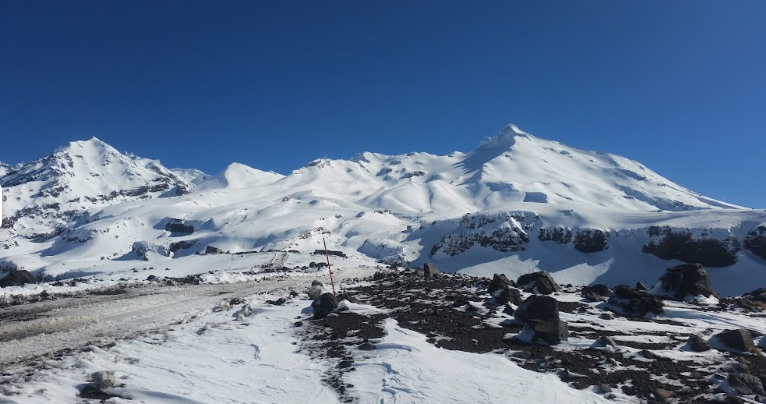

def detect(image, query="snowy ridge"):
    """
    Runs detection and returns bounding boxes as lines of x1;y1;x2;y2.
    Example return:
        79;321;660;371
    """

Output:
1;125;764;295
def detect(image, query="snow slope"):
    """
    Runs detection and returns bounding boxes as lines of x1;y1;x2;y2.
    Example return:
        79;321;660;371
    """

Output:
1;125;764;295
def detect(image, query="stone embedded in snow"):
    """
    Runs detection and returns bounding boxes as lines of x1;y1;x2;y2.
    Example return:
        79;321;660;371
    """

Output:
728;373;765;396
517;271;560;295
607;284;664;317
514;295;568;345
313;292;337;320
686;334;712;352
652;263;716;300
487;273;514;295
0;269;36;287
713;329;756;353
591;336;618;349
90;370;115;389
581;284;611;302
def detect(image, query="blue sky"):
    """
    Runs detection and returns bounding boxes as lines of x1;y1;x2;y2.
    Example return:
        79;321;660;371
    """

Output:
1;1;764;208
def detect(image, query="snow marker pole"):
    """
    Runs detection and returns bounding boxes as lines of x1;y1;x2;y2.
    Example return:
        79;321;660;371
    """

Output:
323;237;337;298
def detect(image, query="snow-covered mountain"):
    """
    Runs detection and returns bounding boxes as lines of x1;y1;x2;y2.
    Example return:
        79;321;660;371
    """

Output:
1;125;764;294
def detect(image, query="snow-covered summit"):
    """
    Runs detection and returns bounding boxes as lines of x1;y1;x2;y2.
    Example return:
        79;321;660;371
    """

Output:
1;125;764;295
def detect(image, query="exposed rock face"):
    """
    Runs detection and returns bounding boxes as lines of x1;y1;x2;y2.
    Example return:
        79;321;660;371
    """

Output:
714;329;755;353
573;229;608;253
538;227;572;244
517;271;560;295
652;263;715;299
642;226;740;267
745;225;766;261
607;284;664;317
165;219;194;235
514;295;568;345
429;212;531;257
0;269;37;287
581;284;611;302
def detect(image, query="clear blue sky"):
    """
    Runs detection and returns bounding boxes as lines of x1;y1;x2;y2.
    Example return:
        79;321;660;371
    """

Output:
1;1;764;208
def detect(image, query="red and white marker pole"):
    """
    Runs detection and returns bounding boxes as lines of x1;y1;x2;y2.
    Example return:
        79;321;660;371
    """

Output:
322;237;337;298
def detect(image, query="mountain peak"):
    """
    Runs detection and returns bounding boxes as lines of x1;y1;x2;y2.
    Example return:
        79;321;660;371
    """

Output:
479;124;531;149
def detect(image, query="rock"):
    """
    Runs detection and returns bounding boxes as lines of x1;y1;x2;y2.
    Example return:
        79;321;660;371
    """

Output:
423;263;440;279
687;334;712;352
598;312;614;320
266;297;286;306
653;263;716;299
0;270;37;287
635;282;648;291
654;388;673;400
598;384;612;394
313;293;337;320
745;225;766;261
607;284;664;317
729;373;765;396
373;271;387;281
514;295;568;345
715;329;756;353
591;336;617;349
293;321;303;327
91;370;115;390
358;341;376;351
495;287;522;306
307;280;324;300
581;284;611;302
517;271;560;295
487;273;514;295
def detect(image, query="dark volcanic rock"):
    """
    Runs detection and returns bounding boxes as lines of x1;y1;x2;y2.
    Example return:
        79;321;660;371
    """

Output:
0;269;37;287
642;226;740;267
313;292;337;320
728;373;765;396
745;225;766;261
635;282;648;291
517;271;560;295
686;334;711;352
714;329;756;353
514;295;568;345
487;273;514;295
422;263;441;279
653;263;715;299
573;229;609;253
581;284;611;302
495;287;522;306
607;284;664;317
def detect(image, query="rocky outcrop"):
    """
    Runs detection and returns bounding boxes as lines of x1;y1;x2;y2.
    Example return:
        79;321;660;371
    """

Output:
487;273;514;295
514;295;568;345
538;227;572;244
517;271;560;295
651;263;716;300
745;225;766;261
0;269;37;287
642;226;740;267
573;229;608;253
607;284;664;317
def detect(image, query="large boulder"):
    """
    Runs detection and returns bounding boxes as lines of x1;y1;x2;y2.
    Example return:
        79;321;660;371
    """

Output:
607;284;664;317
728;373;765;396
422;263;441;279
0;270;37;287
581;284;611;302
487;273;514;295
312;292;337;320
713;329;756;354
517;271;560;295
651;263;715;300
514;295;568;345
